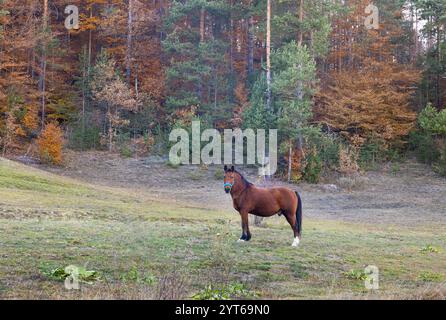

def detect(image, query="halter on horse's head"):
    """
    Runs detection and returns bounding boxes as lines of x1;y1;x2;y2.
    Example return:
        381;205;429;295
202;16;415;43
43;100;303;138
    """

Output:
223;165;235;193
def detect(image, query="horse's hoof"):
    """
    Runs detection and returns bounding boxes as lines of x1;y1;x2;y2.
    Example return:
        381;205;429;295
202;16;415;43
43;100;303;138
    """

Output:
237;239;246;243
292;237;300;247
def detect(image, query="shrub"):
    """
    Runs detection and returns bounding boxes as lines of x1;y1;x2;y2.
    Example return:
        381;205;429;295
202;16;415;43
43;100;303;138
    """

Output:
119;145;132;158
68;122;100;151
359;138;385;168
289;130;340;183
133;134;155;157
433;148;446;177
410;105;446;174
115;132;133;158
418;104;446;135
339;145;360;174
409;130;440;164
214;168;225;180
37;123;63;165
391;162;401;175
305;130;340;170
302;147;322;184
154;269;189;300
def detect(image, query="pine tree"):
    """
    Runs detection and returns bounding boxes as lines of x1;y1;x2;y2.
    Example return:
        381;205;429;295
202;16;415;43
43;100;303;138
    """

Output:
273;42;317;181
163;0;235;128
415;0;446;109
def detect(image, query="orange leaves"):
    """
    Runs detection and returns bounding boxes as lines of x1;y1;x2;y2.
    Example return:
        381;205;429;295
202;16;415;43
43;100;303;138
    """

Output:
22;105;39;132
316;0;420;146
37;123;64;165
79;14;101;32
316;66;418;145
288;147;305;182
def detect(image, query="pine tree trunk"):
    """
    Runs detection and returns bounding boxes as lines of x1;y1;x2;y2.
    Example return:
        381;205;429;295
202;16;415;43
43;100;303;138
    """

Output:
40;0;49;129
229;16;233;74
198;7;206;101
298;0;303;46
437;25;441;108
88;5;93;68
415;6;419;58
81;46;87;151
266;0;271;111
247;15;254;76
295;0;304;167
200;7;205;43
108;105;113;152
126;0;133;85
135;64;139;98
288;143;292;182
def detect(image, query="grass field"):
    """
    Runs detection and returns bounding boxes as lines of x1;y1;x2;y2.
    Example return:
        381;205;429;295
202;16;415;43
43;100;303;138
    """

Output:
0;157;445;299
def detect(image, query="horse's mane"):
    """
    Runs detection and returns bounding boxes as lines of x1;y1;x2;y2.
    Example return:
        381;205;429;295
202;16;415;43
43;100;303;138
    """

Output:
235;170;253;189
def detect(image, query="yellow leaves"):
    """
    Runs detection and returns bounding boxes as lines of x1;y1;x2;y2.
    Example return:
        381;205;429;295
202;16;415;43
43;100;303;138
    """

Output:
15;127;26;137
22;105;39;132
86;0;108;6
79;14;101;31
316;42;420;145
37;123;63;165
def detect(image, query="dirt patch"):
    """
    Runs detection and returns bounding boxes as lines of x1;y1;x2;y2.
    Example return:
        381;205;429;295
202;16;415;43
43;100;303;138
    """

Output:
34;151;446;226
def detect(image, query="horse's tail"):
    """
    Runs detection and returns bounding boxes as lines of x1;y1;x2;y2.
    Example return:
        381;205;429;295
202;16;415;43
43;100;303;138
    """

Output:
295;192;303;238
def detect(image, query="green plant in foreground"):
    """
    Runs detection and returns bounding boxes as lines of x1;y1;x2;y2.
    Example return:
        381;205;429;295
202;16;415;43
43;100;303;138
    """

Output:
343;269;368;281
40;264;100;284
120;145;133;158
192;283;257;300
120;265;157;285
418;271;444;282
420;245;440;254
391;163;401;175
433;149;446;177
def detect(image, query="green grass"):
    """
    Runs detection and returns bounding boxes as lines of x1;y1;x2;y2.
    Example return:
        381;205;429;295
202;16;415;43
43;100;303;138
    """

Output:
0;157;445;299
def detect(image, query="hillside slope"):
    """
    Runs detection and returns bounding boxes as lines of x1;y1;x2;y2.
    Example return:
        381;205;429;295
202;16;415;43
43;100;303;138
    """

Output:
0;157;445;299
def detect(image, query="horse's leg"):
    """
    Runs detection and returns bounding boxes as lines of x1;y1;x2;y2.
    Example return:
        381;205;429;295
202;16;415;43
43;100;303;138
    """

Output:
238;211;252;242
284;211;300;247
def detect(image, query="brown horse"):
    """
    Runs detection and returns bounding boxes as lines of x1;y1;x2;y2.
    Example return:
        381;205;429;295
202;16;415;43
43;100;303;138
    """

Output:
223;165;303;247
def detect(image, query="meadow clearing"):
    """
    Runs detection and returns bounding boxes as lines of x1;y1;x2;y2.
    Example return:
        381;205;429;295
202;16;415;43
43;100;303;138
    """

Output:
0;153;445;300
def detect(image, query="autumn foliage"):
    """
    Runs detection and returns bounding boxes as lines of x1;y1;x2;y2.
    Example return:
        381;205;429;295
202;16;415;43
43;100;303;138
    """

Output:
316;60;419;146
37;123;64;165
316;1;420;150
0;0;444;180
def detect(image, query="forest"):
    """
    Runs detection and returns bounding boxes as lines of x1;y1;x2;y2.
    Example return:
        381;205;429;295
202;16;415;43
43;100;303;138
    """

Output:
1;0;446;181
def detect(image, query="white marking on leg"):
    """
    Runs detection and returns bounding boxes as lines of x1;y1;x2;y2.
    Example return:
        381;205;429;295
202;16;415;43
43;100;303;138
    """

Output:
292;237;300;247
237;239;246;243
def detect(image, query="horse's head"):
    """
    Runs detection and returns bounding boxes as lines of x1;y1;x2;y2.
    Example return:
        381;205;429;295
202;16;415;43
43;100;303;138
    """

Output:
223;165;236;194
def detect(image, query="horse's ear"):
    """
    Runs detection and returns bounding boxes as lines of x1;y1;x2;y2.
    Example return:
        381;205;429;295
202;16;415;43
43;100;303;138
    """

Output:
231;166;235;172
224;165;228;172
